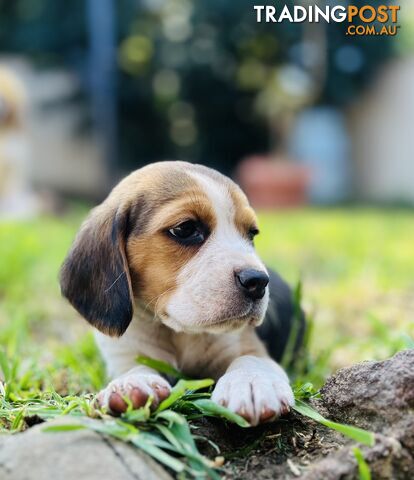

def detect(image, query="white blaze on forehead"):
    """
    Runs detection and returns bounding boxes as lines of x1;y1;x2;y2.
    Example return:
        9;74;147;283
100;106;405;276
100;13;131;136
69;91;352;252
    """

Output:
188;171;234;223
187;171;253;252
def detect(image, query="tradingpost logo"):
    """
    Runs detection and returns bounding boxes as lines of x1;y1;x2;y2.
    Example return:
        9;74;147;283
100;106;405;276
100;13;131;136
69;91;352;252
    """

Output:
254;3;401;36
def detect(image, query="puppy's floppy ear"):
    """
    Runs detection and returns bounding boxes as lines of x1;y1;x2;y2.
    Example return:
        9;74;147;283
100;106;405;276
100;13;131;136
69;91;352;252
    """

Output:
60;203;134;336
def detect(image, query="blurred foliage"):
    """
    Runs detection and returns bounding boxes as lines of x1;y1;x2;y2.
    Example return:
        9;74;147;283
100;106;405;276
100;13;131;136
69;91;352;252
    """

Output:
396;4;414;54
0;205;106;394
0;0;395;173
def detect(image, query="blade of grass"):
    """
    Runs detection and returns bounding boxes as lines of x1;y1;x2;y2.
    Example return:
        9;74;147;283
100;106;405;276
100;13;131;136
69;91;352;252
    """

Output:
43;424;87;432
353;447;372;480
136;356;189;379
293;382;317;400
154;414;220;480
157;379;214;412
11;407;25;431
130;434;187;473
122;405;151;423
281;280;304;369
121;394;153;422
155;423;185;451
155;409;187;425
293;400;375;446
191;399;250;428
0;349;11;383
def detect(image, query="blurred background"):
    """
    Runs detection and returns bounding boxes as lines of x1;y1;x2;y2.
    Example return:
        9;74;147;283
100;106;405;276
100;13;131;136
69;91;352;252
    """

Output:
0;0;413;383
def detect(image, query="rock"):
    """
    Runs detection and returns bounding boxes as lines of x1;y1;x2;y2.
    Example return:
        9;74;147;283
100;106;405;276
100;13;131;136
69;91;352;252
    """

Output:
300;433;412;480
0;418;172;480
320;349;414;431
302;349;414;479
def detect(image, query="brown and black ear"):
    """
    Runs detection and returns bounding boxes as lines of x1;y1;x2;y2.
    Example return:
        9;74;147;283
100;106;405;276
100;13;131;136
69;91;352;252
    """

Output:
60;203;134;336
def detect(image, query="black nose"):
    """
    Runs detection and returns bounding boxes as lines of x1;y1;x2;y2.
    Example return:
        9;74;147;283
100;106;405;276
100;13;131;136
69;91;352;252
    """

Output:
235;269;269;300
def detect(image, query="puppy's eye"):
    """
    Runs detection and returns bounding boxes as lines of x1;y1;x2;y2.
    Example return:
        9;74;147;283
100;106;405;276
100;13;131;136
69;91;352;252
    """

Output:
248;227;259;241
168;220;206;246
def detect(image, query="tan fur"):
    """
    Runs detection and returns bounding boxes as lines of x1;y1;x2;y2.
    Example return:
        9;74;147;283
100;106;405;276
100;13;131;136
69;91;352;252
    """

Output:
228;187;259;238
126;182;216;315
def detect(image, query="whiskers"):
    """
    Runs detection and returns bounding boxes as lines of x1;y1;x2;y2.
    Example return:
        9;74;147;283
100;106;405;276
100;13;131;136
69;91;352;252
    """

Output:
142;285;177;320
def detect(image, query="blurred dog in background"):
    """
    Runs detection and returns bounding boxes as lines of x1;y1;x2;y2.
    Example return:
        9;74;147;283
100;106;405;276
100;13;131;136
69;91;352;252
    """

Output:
0;66;37;218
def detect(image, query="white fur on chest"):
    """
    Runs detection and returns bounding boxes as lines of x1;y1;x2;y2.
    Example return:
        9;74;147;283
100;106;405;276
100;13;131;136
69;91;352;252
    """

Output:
94;307;264;379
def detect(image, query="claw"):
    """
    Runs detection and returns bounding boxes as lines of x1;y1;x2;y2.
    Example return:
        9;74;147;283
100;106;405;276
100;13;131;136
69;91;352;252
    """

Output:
152;383;171;402
108;392;128;414
280;400;291;416
260;406;276;422
129;387;150;409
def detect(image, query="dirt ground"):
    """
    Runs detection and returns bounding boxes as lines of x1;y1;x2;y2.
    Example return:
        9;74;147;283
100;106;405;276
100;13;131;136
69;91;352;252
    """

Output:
195;411;344;479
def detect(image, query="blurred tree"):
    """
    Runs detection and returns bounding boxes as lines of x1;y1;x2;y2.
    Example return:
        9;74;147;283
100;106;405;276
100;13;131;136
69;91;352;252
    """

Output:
0;0;394;175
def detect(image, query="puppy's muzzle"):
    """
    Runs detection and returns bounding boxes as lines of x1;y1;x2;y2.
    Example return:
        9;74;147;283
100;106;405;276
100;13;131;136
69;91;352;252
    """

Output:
235;269;269;301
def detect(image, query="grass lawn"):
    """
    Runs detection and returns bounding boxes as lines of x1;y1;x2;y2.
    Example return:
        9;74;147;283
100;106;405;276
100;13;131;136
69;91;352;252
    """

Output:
0;207;413;476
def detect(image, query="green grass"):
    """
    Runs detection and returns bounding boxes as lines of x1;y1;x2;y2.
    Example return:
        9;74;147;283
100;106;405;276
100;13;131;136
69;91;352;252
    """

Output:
353;446;372;480
0;207;413;477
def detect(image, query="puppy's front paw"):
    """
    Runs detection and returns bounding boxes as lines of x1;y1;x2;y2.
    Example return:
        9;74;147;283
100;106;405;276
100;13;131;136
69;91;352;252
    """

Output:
97;369;171;415
211;368;294;426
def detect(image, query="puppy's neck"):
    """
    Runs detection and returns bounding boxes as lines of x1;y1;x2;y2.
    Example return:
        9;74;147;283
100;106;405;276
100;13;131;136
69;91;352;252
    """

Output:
96;300;264;380
132;300;259;379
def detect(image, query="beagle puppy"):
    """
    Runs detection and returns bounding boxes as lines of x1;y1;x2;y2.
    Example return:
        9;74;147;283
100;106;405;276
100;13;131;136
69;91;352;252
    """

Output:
60;161;303;426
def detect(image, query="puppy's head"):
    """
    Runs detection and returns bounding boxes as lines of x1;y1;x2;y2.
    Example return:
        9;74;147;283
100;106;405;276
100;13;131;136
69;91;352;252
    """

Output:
60;161;269;336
